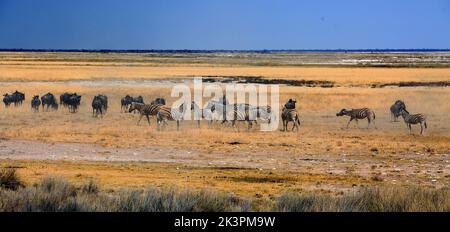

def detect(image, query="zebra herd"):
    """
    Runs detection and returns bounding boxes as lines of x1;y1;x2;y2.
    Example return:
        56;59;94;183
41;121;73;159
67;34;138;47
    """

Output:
2;91;428;135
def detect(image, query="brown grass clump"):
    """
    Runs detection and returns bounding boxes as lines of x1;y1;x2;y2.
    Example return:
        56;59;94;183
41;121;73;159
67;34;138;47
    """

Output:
0;168;24;190
276;186;449;212
0;175;447;212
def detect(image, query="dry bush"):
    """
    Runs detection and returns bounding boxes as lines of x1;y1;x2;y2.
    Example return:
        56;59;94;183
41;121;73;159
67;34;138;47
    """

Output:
0;176;251;212
0;168;24;190
276;186;450;212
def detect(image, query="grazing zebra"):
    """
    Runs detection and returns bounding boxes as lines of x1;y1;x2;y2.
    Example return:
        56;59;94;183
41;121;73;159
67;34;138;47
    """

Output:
400;109;427;135
191;101;214;128
390;100;408;122
281;108;300;132
155;103;187;130
128;102;166;126
336;108;376;129
31;95;41;112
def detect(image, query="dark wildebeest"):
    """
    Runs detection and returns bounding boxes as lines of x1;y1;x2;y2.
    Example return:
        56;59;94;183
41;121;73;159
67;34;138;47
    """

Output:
31;95;41;112
60;93;70;107
97;95;108;112
92;95;104;117
12;90;25;106
41;92;58;112
121;95;133;112
60;93;81;112
133;96;144;104
151;97;166;105
390;100;408;122
3;94;14;108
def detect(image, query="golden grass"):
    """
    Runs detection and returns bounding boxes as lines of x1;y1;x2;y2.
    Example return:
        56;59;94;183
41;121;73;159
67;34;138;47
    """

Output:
1;51;450;86
0;52;448;201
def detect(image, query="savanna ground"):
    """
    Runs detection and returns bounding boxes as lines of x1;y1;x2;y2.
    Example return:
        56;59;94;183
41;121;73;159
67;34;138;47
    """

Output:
0;51;449;211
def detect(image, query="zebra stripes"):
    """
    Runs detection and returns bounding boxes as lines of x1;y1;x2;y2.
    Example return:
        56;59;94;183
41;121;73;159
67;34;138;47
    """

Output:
336;108;376;129
400;109;427;135
156;103;187;130
281;108;300;132
129;102;166;126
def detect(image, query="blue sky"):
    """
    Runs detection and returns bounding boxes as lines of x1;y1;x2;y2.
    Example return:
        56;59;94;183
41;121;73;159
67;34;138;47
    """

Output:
0;0;449;50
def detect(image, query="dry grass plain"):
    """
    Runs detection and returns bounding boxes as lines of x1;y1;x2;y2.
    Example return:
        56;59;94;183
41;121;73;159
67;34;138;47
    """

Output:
0;52;449;209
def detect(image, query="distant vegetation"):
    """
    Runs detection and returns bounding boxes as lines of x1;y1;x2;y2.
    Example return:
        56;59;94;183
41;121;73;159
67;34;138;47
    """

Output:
0;168;448;212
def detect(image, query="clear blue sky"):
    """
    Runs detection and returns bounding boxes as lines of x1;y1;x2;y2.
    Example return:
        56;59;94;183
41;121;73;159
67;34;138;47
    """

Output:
0;0;449;50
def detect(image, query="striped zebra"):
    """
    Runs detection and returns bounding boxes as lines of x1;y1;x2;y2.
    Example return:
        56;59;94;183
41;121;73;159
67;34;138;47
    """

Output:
255;105;274;124
400;109;427;135
191;101;214;128
336;108;376;129
128;102;165;126
155;103;187;130
281;108;300;132
205;100;233;124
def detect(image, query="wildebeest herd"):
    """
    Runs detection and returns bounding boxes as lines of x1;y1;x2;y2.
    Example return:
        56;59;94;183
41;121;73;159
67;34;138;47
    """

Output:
2;90;428;135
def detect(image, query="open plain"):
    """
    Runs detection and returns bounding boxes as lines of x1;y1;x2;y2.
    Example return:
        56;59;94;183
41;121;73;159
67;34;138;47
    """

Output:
0;51;449;210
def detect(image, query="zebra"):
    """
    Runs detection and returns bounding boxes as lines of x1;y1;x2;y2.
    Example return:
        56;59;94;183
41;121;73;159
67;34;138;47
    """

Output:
191;101;214;128
399;109;427;135
255;105;274;124
31;95;41;112
128;102;165;126
281;108;300;132
390;100;408;122
155;103;187;130
336;108;376;129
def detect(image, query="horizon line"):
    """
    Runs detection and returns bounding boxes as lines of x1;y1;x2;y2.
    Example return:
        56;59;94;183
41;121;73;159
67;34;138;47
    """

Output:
1;48;450;53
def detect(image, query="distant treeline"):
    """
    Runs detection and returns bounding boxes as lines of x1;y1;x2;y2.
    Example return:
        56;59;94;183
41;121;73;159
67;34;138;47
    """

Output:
1;48;450;53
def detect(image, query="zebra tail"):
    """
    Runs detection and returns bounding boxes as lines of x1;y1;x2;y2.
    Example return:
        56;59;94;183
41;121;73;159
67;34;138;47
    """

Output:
424;121;427;129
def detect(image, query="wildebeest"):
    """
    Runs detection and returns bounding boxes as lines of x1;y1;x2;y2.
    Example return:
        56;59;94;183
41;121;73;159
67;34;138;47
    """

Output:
390;100;408;122
31;95;41;112
133;96;144;104
121;95;133;112
3;94;14;107
60;93;81;113
12;90;25;106
3;90;25;107
97;95;108;112
91;95;104;117
121;95;144;113
151;97;166;105
41;92;58;111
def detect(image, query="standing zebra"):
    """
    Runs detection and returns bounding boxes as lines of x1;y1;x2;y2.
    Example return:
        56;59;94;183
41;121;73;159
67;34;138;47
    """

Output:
336;108;376;129
281;108;300;132
191;101;214;128
128;102;166;126
399;109;427;135
390;100;408;122
155;103;187;130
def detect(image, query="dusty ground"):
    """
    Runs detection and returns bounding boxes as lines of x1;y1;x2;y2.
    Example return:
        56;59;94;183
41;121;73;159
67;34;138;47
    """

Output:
0;52;449;204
